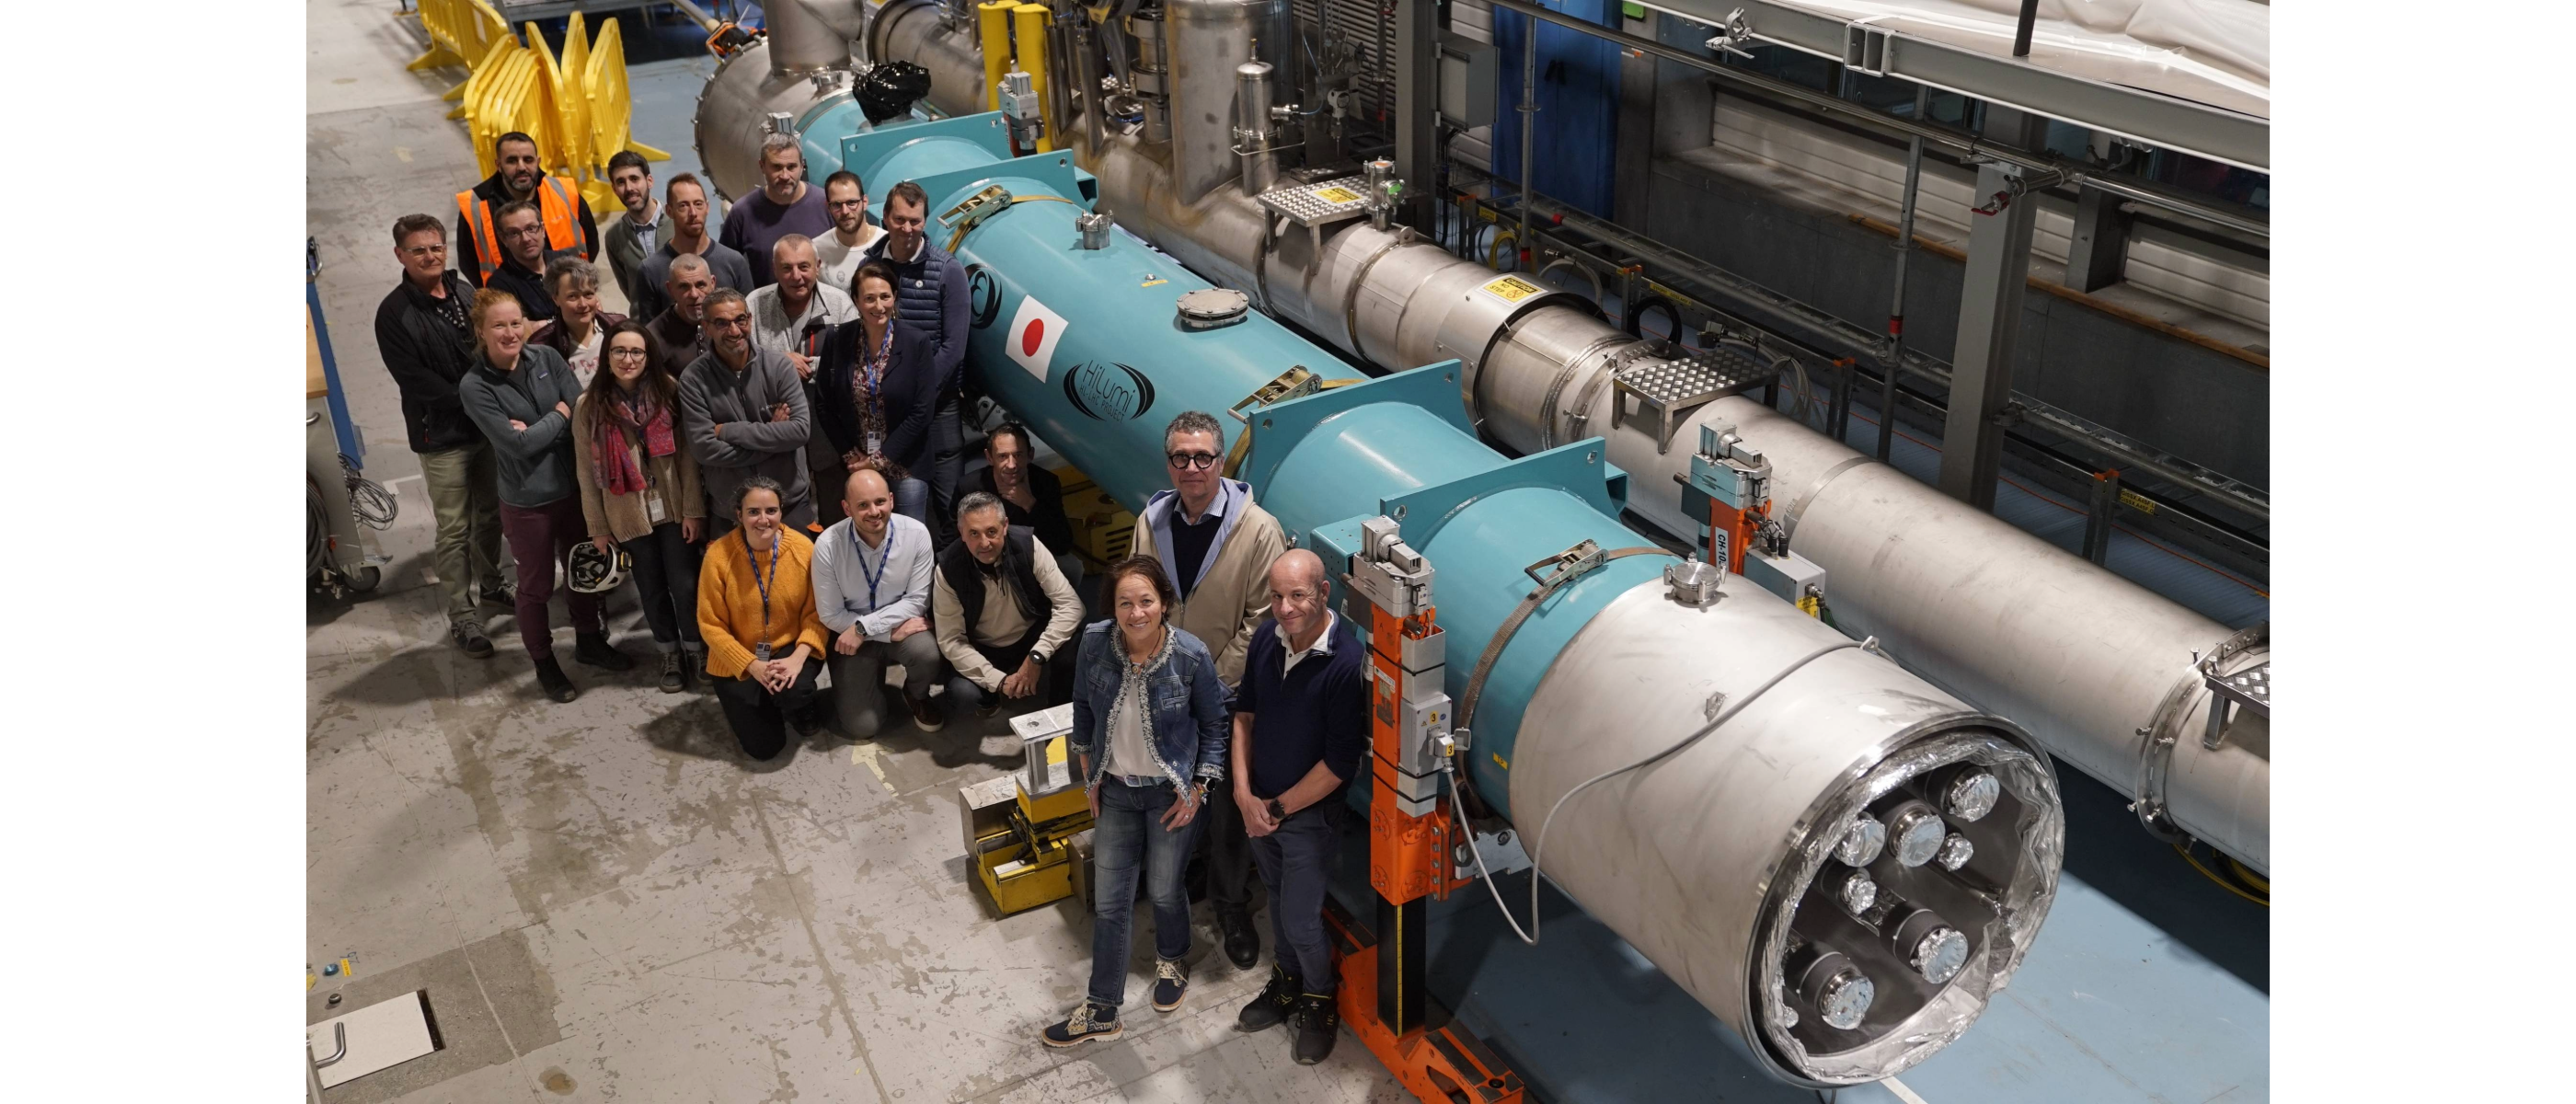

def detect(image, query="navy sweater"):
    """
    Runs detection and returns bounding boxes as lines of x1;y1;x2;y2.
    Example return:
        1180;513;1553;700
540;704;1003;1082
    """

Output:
1235;614;1370;800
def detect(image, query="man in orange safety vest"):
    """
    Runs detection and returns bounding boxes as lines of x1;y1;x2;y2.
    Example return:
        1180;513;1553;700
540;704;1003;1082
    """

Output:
454;131;598;287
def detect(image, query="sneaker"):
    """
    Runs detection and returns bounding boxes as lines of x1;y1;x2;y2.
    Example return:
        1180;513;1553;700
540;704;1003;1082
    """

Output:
658;651;685;694
911;693;946;732
1236;966;1302;1033
574;632;637;672
788;701;831;738
449;619;495;659
481;581;516;613
534;656;579;703
1292;993;1339;1064
1218;908;1260;970
1151;958;1190;1013
1041;1003;1121;1048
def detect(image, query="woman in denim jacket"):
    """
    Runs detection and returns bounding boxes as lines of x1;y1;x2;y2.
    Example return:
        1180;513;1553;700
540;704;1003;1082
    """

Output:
1041;555;1232;1049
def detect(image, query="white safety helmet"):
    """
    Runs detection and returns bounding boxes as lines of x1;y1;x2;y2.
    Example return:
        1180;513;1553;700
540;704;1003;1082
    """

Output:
568;540;631;594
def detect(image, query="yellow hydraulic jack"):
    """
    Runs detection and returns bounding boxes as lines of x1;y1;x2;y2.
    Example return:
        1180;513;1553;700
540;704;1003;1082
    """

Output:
960;704;1097;914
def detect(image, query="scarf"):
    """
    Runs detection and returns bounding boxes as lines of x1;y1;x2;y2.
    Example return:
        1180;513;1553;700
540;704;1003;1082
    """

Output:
593;389;676;497
847;322;908;482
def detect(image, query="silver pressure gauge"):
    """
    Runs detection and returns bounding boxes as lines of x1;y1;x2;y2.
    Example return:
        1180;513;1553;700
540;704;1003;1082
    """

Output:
1944;770;2001;822
1834;814;1887;867
1886;801;1949;868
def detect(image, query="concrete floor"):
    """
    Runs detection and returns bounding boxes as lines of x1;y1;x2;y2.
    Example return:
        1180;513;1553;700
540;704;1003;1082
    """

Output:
305;4;1404;1099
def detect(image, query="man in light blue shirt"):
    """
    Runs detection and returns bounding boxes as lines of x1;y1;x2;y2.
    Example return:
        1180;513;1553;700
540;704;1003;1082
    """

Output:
813;466;947;735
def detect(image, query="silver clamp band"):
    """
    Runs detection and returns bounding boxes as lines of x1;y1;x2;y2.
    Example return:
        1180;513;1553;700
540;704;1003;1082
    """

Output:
2132;620;2268;841
1455;543;1673;746
1778;454;1879;545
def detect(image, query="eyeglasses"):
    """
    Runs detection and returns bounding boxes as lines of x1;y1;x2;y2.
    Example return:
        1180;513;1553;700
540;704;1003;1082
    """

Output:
1167;451;1220;470
606;347;650;361
827;199;868;210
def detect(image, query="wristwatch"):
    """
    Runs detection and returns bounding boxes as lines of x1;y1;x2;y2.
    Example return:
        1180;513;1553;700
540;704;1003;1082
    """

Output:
1265;798;1288;822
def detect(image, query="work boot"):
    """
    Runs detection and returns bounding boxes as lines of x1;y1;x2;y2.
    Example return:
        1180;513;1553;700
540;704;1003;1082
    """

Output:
658;651;685;694
1152;958;1190;1013
574;632;637;672
1040;1002;1121;1048
1292;993;1340;1064
1218;909;1260;971
534;656;579;703
911;692;946;732
449;619;494;659
1236;966;1302;1033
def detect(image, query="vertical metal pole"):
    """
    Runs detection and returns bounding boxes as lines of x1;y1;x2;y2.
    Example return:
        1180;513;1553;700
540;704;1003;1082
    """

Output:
1517;14;1536;271
1877;83;1928;463
1394;0;1438;229
1938;108;2045;510
2081;470;2120;565
2012;0;2039;57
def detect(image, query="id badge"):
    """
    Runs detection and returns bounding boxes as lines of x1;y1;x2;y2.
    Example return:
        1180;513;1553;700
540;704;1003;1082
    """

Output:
754;642;773;661
865;432;882;456
646;494;668;524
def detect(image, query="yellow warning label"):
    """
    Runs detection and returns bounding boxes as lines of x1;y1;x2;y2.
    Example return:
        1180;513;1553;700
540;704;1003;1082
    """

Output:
2118;489;2157;516
1491;753;1511;770
1480;274;1543;304
1140;278;1167;288
1312;185;1363;204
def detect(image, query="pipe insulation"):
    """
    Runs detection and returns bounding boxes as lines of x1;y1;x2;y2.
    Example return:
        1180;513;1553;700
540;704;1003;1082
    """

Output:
788;111;2064;1086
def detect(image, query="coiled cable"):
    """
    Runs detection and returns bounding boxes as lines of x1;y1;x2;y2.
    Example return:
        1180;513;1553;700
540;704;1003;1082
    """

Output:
341;454;397;530
1454;632;1879;946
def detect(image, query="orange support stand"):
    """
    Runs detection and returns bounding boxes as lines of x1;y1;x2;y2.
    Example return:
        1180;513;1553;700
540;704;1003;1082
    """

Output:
1708;493;1769;574
1321;598;1526;1104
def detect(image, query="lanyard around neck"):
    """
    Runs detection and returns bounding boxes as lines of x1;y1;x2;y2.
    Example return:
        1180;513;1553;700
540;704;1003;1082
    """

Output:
742;526;781;636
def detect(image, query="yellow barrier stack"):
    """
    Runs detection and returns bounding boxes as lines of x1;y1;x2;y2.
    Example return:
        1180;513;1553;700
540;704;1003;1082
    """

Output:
429;10;667;214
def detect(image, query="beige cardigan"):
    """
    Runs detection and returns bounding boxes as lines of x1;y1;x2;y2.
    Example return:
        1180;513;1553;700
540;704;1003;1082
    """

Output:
571;391;706;542
1128;499;1288;689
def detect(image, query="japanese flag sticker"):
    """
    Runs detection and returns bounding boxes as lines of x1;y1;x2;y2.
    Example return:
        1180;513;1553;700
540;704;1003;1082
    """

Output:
1006;294;1067;380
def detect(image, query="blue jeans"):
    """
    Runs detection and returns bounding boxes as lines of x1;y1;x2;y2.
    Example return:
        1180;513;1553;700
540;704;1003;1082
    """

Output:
1088;776;1199;1008
892;476;930;528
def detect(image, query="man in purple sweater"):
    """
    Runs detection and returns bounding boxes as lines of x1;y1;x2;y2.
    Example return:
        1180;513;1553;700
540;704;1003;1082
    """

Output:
719;134;833;288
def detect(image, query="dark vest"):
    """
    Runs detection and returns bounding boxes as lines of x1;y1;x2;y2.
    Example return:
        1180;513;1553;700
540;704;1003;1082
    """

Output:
937;525;1053;647
866;239;956;346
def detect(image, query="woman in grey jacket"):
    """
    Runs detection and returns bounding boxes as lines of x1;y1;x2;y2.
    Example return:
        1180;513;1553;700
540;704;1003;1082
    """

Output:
458;289;638;702
1041;556;1232;1050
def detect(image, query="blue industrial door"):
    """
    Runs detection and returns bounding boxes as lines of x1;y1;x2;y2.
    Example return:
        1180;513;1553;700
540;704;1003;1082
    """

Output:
1491;0;1623;220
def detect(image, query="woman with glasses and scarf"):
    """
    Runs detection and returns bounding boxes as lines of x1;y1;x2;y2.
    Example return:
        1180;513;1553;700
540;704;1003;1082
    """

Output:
573;320;706;693
1040;556;1232;1050
815;260;938;526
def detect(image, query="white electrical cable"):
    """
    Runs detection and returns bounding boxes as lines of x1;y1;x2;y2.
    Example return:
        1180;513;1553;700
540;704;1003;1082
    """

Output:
1454;634;1879;947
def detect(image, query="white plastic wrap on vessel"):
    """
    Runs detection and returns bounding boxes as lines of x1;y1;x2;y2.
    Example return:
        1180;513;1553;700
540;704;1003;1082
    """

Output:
1650;0;2270;119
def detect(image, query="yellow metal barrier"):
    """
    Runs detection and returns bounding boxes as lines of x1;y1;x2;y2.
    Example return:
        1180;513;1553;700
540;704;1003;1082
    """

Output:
438;9;667;211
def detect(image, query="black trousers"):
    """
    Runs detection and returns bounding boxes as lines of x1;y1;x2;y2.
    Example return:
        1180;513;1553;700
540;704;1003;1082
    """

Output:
618;522;703;650
1197;741;1255;914
714;658;823;761
1249;802;1342;992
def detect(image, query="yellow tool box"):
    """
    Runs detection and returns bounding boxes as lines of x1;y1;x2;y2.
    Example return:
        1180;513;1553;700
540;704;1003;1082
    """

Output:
1051;463;1135;567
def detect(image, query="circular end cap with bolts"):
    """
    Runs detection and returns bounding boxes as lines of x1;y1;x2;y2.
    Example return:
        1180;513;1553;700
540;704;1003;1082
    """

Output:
1175;288;1249;330
1833;814;1887;867
1912;926;1971;985
1885;800;1949;868
1664;558;1722;606
1943;770;2001;822
1936;833;1974;871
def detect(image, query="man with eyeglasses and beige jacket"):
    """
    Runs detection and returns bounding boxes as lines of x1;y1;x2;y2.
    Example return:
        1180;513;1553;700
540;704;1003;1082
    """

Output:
1128;409;1289;972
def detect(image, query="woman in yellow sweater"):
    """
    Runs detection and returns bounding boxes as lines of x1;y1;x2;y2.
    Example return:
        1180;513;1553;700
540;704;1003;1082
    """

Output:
697;476;831;760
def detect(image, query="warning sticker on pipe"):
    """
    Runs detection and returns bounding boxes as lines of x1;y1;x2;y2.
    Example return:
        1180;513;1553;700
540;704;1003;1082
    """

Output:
1478;274;1544;304
1006;294;1067;380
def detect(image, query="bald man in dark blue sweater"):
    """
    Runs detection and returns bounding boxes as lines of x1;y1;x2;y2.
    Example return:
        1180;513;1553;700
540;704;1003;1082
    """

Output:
1228;550;1368;1064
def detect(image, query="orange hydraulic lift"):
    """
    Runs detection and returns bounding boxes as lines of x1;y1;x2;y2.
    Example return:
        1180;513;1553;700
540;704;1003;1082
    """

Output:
1322;516;1526;1104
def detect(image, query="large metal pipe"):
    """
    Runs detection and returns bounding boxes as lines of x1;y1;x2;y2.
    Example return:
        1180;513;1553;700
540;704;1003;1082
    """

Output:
865;0;988;117
1234;61;1277;196
825;113;2062;1086
766;0;851;74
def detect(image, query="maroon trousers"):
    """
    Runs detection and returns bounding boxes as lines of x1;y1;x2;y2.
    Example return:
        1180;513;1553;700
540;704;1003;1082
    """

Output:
498;496;604;659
